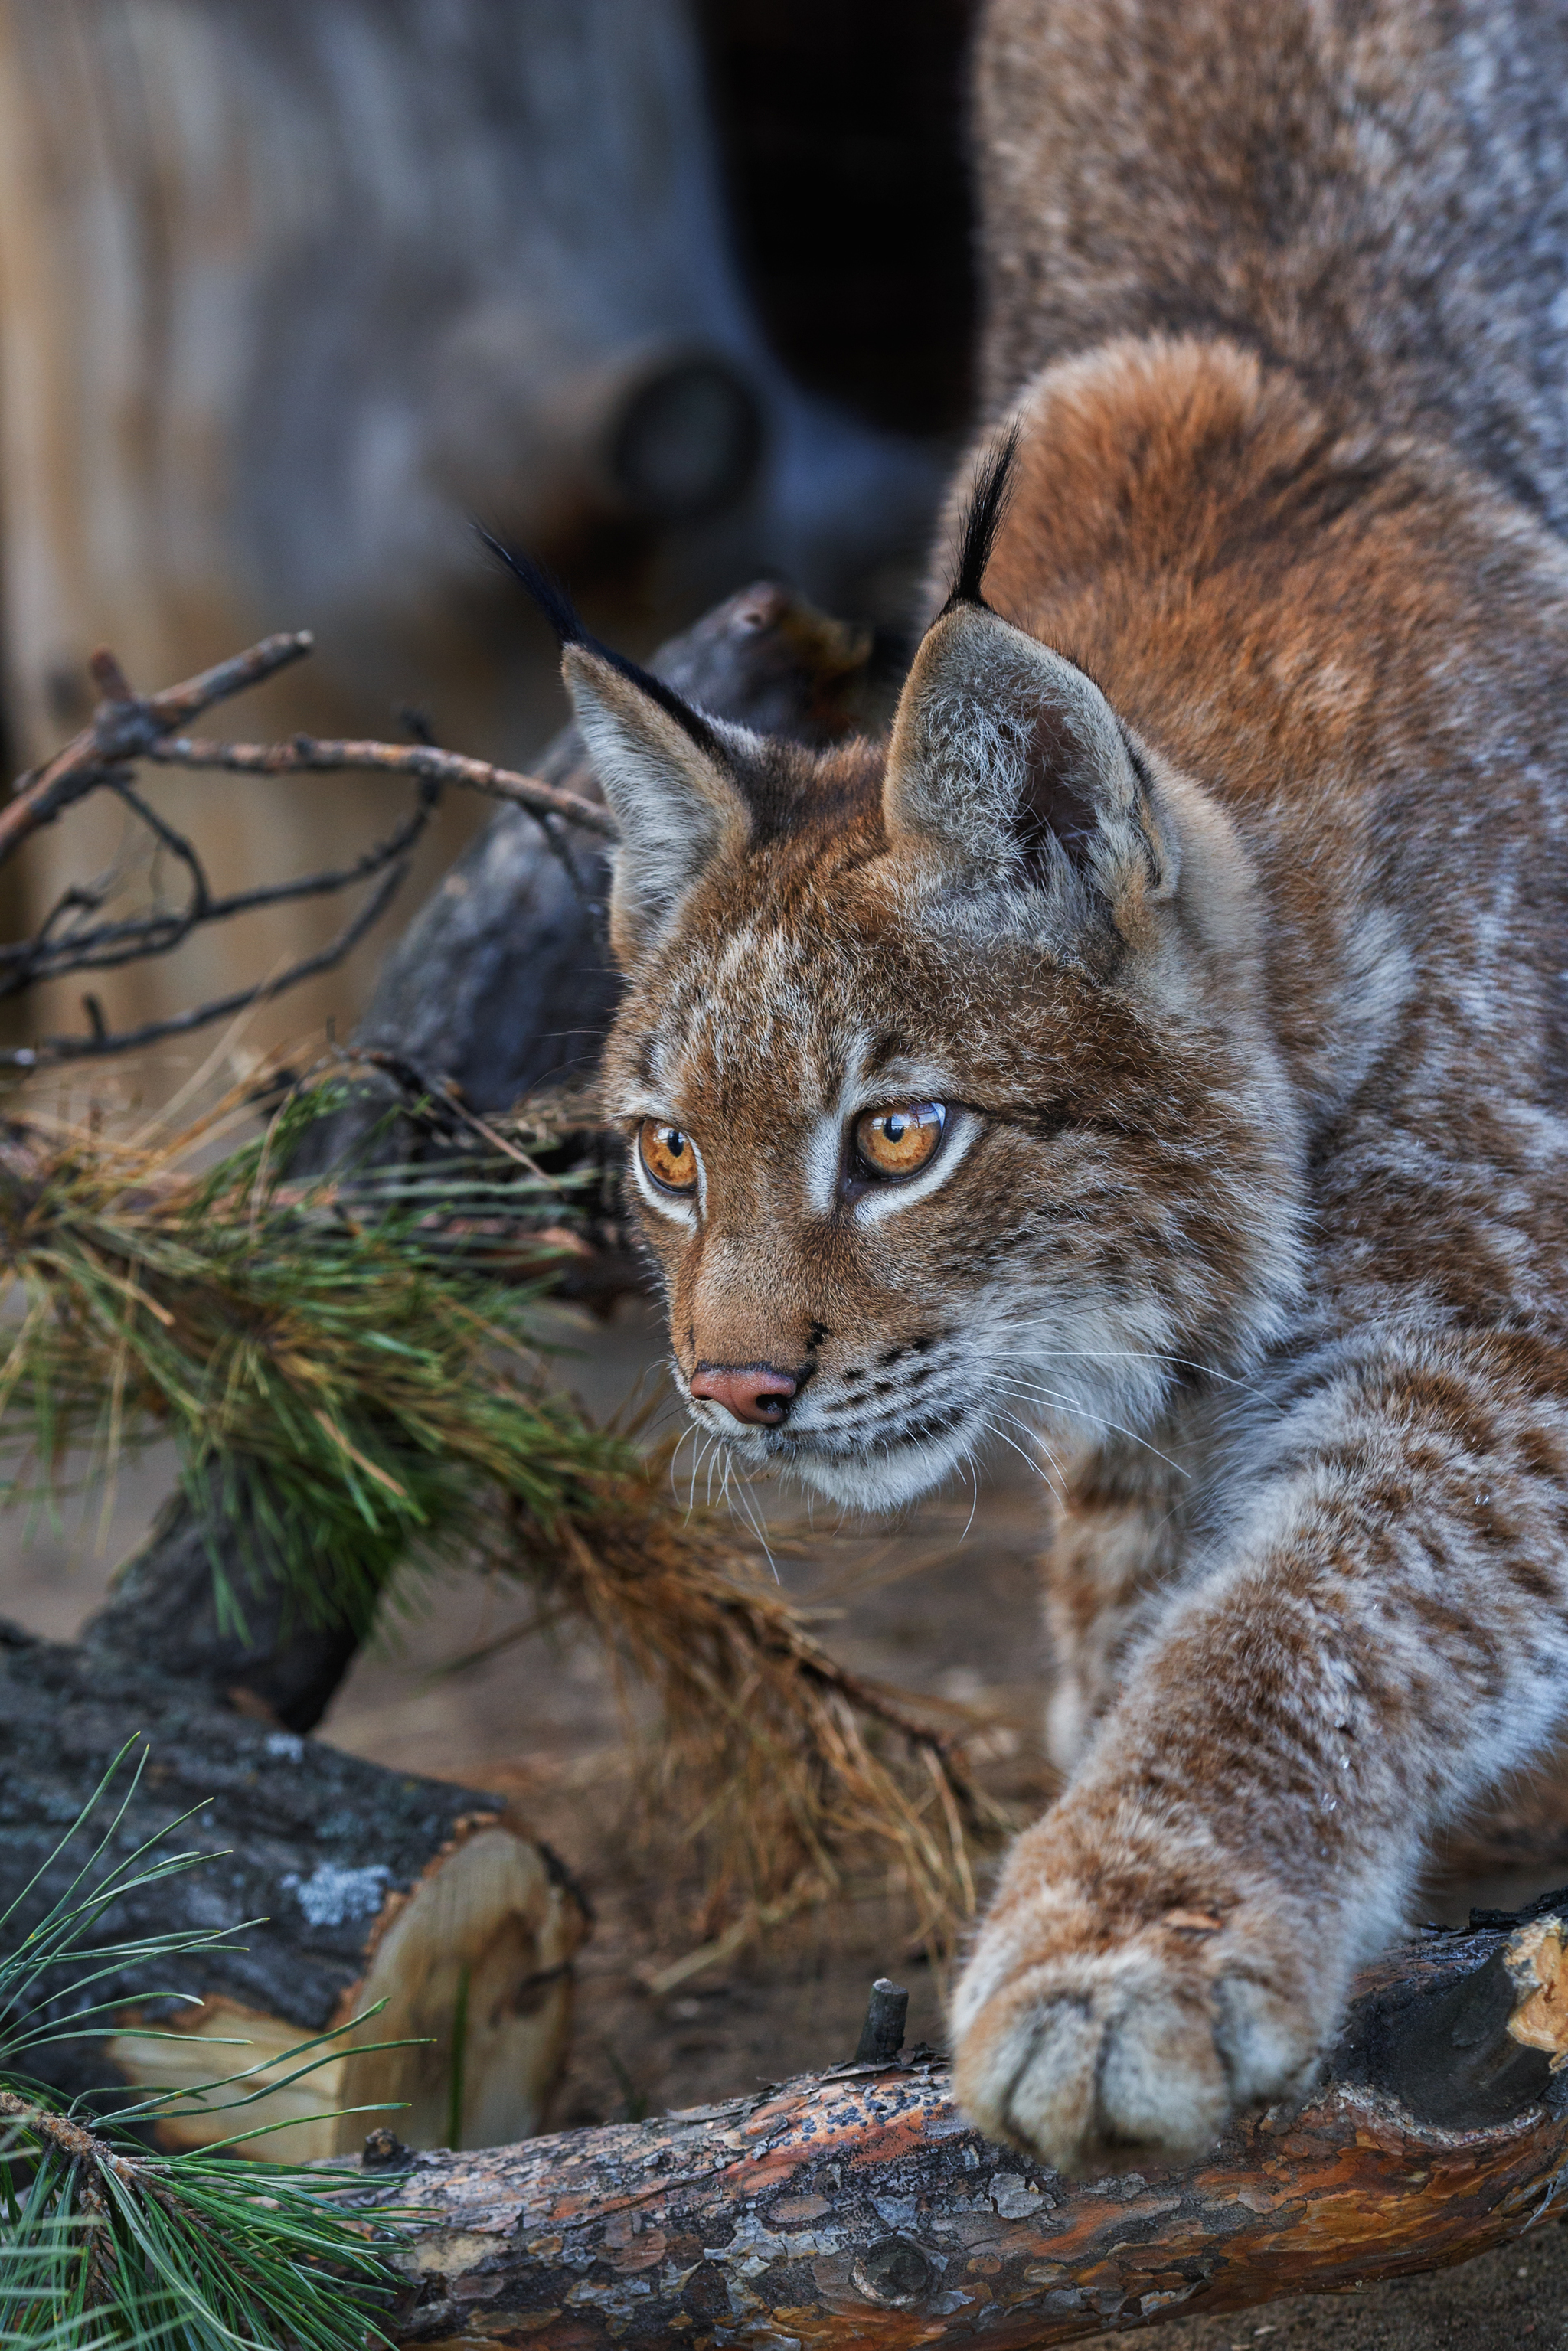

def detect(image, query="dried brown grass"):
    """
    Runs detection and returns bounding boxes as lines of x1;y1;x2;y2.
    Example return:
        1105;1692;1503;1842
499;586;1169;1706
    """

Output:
498;1458;1012;1984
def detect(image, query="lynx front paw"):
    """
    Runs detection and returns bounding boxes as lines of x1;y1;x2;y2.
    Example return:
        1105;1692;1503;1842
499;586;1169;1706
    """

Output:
951;1843;1329;2176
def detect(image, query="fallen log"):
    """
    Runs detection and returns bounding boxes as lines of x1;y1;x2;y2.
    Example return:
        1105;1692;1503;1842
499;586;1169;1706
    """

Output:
378;1903;1568;2346
0;1621;588;2163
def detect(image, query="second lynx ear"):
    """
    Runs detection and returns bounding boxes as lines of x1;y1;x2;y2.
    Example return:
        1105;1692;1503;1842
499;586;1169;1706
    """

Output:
884;605;1176;909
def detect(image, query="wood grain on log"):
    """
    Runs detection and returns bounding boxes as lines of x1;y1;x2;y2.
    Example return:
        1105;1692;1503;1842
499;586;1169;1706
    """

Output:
0;1622;587;2163
377;1906;1568;2346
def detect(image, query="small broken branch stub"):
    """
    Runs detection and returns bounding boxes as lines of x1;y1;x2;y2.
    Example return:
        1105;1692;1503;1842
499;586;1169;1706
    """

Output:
854;1976;910;2065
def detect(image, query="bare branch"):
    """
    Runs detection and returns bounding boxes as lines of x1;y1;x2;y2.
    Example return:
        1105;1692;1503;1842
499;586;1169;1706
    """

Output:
0;627;619;1068
147;732;617;838
0;774;438;1008
0;632;314;869
0;863;411;1068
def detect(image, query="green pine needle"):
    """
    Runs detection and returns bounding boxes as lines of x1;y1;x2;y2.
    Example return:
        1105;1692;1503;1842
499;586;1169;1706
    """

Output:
0;1075;635;1639
1;1742;412;2350
0;1071;997;1990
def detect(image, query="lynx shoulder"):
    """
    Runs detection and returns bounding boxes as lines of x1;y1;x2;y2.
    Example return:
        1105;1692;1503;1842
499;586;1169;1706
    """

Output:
526;0;1568;2175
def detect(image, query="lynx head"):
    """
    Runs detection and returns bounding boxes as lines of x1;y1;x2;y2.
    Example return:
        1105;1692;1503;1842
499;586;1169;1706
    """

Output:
524;442;1304;1507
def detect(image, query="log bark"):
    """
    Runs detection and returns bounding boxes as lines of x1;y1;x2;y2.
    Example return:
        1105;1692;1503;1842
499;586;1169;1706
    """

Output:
376;1904;1568;2346
77;580;874;1732
79;1476;375;1739
0;1621;588;2163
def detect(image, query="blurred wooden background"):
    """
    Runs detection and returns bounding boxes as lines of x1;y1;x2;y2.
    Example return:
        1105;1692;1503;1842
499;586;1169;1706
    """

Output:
0;0;978;1069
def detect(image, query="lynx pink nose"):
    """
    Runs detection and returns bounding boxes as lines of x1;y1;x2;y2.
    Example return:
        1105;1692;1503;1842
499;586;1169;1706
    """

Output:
689;1363;799;1427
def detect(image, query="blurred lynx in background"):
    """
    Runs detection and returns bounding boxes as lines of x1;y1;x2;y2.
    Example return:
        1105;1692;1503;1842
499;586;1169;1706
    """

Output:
0;0;943;1061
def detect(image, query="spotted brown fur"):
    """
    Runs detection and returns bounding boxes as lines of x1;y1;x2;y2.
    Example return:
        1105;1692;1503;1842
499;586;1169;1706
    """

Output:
554;0;1568;2180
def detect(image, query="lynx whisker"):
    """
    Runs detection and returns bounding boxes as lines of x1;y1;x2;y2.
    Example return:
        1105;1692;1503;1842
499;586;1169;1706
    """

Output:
991;1410;1071;1503
718;1448;781;1577
988;1346;1285;1414
992;1377;1191;1478
958;1444;982;1542
688;1432;716;1517
984;1413;1056;1493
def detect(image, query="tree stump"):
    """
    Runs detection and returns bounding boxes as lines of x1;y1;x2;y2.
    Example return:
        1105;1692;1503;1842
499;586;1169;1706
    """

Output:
0;1621;588;2163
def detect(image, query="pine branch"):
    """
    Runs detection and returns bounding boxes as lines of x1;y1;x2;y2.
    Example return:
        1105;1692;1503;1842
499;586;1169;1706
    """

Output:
0;1743;411;2351
0;1080;1004;1964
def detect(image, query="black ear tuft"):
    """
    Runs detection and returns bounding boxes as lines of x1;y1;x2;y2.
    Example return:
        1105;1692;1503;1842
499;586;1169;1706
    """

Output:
476;522;722;758
938;427;1020;619
477;526;587;648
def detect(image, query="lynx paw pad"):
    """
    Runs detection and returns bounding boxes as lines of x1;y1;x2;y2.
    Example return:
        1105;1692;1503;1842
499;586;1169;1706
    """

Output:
952;1922;1320;2175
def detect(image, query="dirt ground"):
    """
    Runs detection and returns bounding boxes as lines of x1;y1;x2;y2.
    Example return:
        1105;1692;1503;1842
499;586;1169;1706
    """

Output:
5;1293;1567;2346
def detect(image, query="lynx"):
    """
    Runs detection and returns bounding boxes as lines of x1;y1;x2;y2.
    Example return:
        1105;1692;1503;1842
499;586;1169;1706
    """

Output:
533;0;1568;2175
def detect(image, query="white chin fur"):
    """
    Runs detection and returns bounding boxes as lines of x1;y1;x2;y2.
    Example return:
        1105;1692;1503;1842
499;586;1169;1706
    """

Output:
782;1419;978;1509
682;1408;979;1511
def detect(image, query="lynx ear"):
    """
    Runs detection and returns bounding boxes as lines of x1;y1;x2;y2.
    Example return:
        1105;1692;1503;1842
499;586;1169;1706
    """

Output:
563;643;749;959
475;529;747;960
883;605;1177;918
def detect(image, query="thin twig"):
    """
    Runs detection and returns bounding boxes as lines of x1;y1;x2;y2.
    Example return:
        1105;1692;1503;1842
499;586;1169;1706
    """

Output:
0;629;619;1066
0;865;410;1067
0;779;439;1001
0;633;314;870
147;732;616;838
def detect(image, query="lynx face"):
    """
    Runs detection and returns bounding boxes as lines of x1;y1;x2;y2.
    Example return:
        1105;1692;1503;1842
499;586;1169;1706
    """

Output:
574;531;1305;1510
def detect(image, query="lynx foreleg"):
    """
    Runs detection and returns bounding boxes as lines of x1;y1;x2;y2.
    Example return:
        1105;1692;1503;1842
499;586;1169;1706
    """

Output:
1041;1447;1190;1773
958;1333;1568;2176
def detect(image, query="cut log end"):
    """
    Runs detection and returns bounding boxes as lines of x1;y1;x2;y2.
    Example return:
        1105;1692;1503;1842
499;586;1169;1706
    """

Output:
1505;1915;1568;2068
109;1819;584;2162
1;1624;589;2163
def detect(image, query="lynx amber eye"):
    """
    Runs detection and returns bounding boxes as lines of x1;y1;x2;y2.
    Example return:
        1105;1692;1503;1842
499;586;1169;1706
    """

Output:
854;1100;946;1180
639;1118;698;1197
